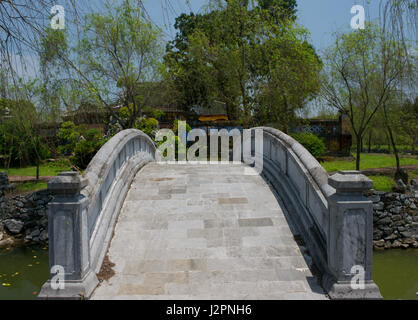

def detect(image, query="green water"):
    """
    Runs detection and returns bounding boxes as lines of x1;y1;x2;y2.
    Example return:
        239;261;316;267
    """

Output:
0;246;49;300
0;245;416;300
373;249;418;300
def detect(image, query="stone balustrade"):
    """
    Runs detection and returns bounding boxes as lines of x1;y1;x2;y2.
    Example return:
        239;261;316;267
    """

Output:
251;127;381;299
39;129;156;299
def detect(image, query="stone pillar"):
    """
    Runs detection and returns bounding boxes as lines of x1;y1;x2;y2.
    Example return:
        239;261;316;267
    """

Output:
324;171;382;299
38;172;98;300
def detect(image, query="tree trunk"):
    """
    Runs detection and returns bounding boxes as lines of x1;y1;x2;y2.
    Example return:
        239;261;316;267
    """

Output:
368;130;372;153
355;134;362;170
387;127;400;170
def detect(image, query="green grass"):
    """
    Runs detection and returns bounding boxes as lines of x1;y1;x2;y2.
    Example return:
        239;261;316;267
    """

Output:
321;153;418;172
368;176;396;192
0;160;71;177
13;182;48;193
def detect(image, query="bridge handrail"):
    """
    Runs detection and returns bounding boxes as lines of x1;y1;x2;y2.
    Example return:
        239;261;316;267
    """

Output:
82;129;155;235
254;127;381;299
39;129;156;299
256;127;335;199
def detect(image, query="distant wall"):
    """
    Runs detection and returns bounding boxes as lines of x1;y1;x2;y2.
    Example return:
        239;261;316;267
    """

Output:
293;115;352;156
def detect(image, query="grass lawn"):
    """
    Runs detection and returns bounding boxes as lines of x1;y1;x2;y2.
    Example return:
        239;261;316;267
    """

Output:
0;161;71;177
13;182;48;194
321;153;418;172
367;176;396;192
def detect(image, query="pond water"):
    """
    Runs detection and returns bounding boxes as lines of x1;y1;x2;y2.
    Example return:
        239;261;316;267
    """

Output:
373;249;418;300
0;246;417;300
0;245;49;300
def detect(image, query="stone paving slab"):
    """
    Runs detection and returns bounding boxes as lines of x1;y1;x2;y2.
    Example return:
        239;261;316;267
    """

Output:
91;163;327;300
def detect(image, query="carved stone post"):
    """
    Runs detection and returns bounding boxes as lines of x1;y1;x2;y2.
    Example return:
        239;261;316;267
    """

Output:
38;172;98;299
324;171;382;299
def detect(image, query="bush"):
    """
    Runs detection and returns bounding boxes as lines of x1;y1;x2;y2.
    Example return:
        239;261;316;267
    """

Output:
57;121;81;155
135;117;159;139
291;132;325;158
0;99;51;167
70;129;106;170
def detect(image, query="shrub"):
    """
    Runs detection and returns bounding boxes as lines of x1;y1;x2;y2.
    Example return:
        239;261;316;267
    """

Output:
70;129;106;170
291;132;325;158
57;121;81;155
135;117;159;139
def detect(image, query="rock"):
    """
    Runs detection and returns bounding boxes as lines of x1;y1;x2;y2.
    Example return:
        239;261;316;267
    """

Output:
410;202;417;210
30;229;40;237
369;195;381;203
39;230;48;242
384;234;397;241
373;190;386;196
400;231;413;238
392;240;402;248
3;219;24;234
373;202;385;211
392;214;402;221
377;217;392;225
0;237;14;249
403;237;416;244
390;206;402;214
374;239;385;247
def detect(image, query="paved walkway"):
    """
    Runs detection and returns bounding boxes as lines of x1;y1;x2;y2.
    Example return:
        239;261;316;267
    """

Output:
92;163;327;300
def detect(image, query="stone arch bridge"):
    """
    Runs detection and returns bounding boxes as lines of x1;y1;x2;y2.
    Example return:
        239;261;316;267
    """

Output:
38;128;382;300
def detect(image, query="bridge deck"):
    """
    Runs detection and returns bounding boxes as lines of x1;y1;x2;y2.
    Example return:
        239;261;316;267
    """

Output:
92;163;327;300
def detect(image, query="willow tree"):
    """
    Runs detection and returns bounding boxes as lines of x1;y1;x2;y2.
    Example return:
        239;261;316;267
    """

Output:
78;0;164;129
321;24;407;170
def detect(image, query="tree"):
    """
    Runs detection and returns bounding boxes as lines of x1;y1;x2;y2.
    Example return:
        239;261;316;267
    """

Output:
164;0;319;128
400;97;418;155
0;96;50;177
79;0;164;129
321;24;407;170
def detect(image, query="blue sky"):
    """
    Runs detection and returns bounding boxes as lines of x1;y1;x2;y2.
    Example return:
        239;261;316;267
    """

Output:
142;0;382;52
15;0;382;78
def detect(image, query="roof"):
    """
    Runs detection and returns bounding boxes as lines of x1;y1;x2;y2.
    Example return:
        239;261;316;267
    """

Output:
190;101;227;116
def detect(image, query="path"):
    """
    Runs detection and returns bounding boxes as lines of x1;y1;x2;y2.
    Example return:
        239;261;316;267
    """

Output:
92;163;327;300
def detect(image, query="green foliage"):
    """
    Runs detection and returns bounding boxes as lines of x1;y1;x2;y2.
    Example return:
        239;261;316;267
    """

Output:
0;98;50;167
135;117;159;139
321;154;418;172
57;121;81;155
71;129;106;170
173;119;192;133
291;132;325;158
79;0;163;128
56;121;106;170
164;0;320;128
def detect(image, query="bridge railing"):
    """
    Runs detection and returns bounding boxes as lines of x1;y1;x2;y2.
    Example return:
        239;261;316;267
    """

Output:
252;127;381;299
39;129;156;299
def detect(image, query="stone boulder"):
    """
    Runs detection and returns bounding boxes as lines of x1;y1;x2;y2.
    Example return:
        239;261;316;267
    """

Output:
3;219;24;234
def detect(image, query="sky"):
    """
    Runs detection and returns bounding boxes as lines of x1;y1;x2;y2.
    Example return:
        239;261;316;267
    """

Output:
142;0;382;52
12;0;383;82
